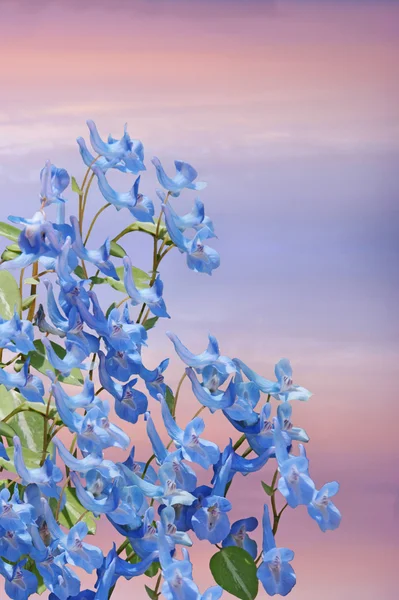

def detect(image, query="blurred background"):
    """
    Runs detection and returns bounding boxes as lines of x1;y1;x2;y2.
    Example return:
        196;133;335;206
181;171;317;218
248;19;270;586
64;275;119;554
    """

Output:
0;0;398;598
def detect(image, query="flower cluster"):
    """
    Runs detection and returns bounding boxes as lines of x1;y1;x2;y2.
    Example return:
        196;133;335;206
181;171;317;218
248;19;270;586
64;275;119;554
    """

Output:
0;120;341;599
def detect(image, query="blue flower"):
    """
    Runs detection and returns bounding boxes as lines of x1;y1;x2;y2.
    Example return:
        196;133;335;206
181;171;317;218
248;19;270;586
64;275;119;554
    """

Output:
160;395;220;469
273;419;315;508
94;168;154;222
0;527;33;562
123;255;169;318
234;357;311;402
13;436;63;499
114;378;148;424
0;488;33;532
166;331;234;374
162;203;220;274
222;517;258;559
85;120;146;173
0;558;38;600
40;160;70;206
70;216;119;279
185;367;236;412
0;312;35;355
152;157;206;196
77;136;130;173
124;461;196;507
307;482;341;532
145;358;169;399
257;505;296;597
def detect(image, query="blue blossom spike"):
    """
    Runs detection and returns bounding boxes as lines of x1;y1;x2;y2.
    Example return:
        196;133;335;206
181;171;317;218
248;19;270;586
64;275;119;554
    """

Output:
123;255;170;318
152;156;206;195
307;482;341;532
40;160;70;206
222;517;258;559
257;505;296;597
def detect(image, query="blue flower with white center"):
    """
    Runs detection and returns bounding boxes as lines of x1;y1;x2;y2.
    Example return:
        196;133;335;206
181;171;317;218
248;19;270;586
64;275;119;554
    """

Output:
0;489;34;532
273;418;315;508
162;203;220;275
0;558;38;600
94;168;154;222
257;505;296;597
276;402;309;444
145;412;198;491
234;357;312;402
307;482;341;532
40;160;70;206
145;358;170;399
77;135;131;174
123;255;169;318
0;527;34;561
185;367;235;412
114;378;148;424
160;395;219;470
85;119;145;173
222;517;258;559
152;157;206;196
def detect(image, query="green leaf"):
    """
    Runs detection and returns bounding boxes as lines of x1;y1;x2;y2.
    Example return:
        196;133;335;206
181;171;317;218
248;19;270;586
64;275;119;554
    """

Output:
105;302;116;319
143;316;159;331
109;240;127;258
261;481;276;496
210;547;258;600
1;247;21;262
165;387;175;414
74;265;86;279
21;294;37;311
30;339;84;386
117;222;168;239
91;265;150;294
50;487;97;534
0;271;21;318
0;445;45;472
24;277;40;285
0;386;48;456
0;420;16;438
0;222;21;243
71;176;82;195
144;585;159;599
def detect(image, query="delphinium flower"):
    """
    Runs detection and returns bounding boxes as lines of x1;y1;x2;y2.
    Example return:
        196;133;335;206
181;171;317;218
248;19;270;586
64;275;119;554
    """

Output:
0;118;341;600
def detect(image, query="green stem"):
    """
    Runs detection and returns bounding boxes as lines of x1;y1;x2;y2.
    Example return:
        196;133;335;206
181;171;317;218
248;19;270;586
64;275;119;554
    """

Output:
55;475;70;520
154;573;162;595
19;267;25;316
116;538;129;555
27;261;39;321
141;454;155;479
40;387;56;466
232;434;246;451
172;371;187;418
84;203;111;245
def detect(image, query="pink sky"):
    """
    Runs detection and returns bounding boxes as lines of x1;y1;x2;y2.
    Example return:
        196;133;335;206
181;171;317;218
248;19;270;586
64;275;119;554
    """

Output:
0;0;398;598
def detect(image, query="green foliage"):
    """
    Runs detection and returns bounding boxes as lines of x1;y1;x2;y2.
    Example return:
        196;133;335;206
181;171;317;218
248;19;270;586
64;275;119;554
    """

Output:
109;240;126;258
261;481;276;496
90;265;150;294
0;221;21;243
144;584;159;599
21;294;37;311
210;547;259;600
30;339;84;386
143;316;159;331
0;271;21;318
71;176;82;195
165;387;175;414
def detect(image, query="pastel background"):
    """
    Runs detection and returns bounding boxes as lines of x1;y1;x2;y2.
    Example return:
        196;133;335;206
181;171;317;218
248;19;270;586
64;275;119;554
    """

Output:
1;0;398;598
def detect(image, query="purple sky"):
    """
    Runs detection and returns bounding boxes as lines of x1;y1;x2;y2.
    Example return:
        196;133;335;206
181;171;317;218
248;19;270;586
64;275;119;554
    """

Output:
0;1;398;598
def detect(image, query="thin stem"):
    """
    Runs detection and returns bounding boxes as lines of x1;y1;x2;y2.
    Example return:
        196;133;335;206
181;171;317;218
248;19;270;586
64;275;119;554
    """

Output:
232;434;246;451
81;171;96;217
84;203;111;245
40;386;56;466
116;539;129;555
266;393;271;403
136;303;146;324
55;475;70;520
27;261;39;321
19;268;25;316
89;353;97;381
154;573;162;595
241;447;253;458
141;454;155;479
1;353;21;367
140;307;151;325
116;296;130;309
172;371;187;418
95;386;104;396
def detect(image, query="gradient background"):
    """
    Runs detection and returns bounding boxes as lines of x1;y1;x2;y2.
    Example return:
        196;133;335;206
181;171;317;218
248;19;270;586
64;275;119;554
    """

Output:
1;0;398;598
